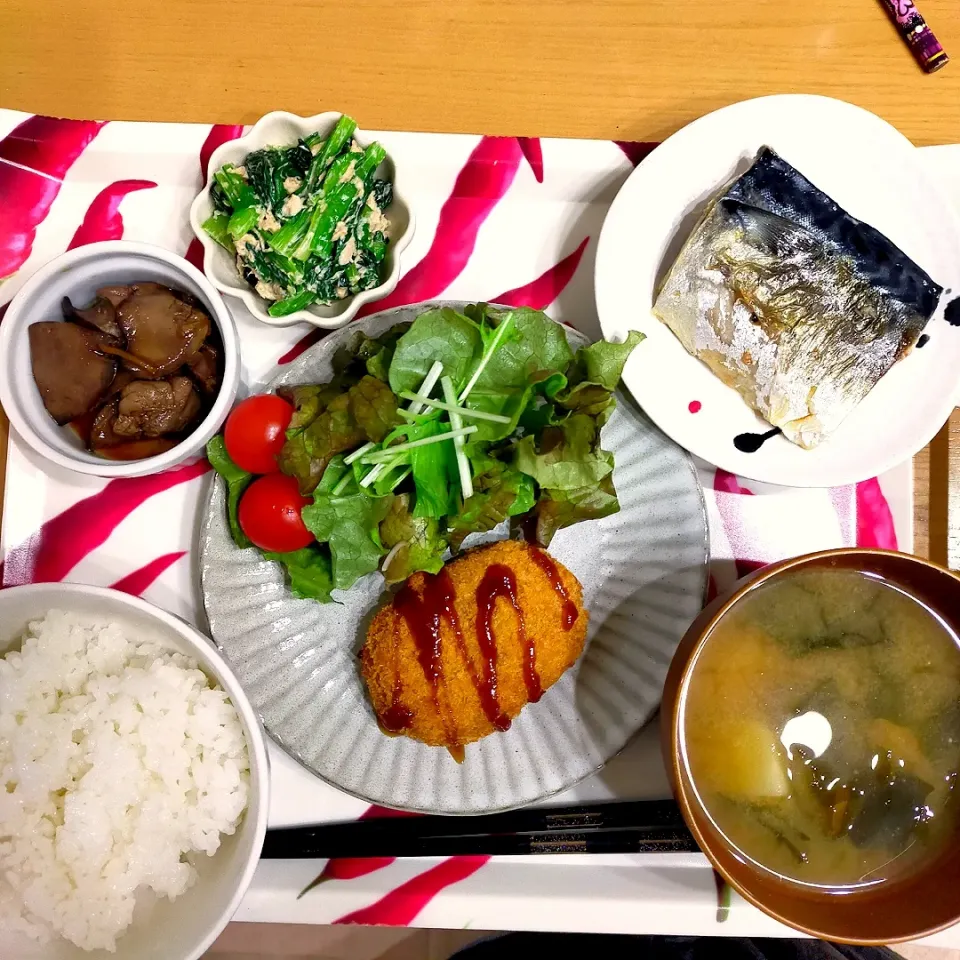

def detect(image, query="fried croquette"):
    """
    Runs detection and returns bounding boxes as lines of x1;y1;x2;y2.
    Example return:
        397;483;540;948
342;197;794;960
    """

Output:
360;540;587;753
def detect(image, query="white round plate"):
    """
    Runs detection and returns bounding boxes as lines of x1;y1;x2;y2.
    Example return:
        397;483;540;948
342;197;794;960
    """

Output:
595;94;960;487
199;302;708;813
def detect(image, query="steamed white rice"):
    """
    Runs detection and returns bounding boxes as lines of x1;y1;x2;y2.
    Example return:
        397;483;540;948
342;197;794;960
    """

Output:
0;610;250;952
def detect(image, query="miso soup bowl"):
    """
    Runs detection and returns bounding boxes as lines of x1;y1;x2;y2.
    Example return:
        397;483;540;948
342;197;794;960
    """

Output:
662;548;960;944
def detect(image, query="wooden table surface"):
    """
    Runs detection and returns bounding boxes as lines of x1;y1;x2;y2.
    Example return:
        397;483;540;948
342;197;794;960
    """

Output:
1;0;959;561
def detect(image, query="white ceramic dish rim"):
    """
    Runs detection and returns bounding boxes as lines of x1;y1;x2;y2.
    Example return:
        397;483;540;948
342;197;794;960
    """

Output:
0;240;240;479
0;581;270;960
188;110;416;330
595;93;960;488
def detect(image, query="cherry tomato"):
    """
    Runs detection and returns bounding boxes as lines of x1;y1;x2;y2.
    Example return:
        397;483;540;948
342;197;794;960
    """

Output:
224;394;294;474
238;473;313;553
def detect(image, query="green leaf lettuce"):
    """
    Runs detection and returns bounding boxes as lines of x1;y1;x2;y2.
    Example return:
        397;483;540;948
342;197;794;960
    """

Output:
263;547;334;602
301;467;392;590
388;307;482;396
206;435;253;549
379;494;448;582
513;414;614;490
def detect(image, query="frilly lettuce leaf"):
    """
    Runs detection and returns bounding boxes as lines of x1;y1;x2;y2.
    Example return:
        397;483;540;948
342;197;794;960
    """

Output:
349;375;400;442
379;494;448;582
263;546;334;602
448;452;536;550
468;306;573;393
513;414;614;491
573;330;645;390
301;465;392;590
531;474;620;548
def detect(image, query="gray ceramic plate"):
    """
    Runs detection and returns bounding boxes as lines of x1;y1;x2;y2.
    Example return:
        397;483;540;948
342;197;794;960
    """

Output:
199;302;708;813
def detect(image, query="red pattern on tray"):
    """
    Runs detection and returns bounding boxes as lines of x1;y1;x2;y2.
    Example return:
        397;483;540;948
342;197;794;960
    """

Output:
711;469;899;583
0;116;106;280
185;124;245;270
299;805;419;894
492;236;589;311
67;179;157;249
333;855;491;925
517;137;544;182
855;478;898;550
613;140;660;166
109;551;188;596
1;461;209;587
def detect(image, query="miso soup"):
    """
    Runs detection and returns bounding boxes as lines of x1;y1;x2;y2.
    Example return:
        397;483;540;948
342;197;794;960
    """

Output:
682;568;960;890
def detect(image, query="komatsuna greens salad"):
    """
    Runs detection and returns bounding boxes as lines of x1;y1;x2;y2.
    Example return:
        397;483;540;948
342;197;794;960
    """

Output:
202;114;392;317
207;304;643;603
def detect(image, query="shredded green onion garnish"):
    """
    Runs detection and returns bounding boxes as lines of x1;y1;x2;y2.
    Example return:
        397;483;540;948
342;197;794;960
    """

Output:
407;360;444;415
358;425;478;464
331;471;355;496
359;463;386;488
398;391;511;423
344;442;375;465
441;375;473;500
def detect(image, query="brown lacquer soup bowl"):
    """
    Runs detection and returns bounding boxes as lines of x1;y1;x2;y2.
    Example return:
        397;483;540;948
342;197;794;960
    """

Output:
662;548;960;943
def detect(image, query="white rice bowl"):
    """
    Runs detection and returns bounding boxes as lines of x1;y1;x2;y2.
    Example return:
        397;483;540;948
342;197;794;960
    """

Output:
0;610;251;953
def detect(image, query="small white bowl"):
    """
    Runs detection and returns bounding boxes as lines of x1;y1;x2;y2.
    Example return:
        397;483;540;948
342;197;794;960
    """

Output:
0;241;240;479
188;110;415;330
1;582;269;960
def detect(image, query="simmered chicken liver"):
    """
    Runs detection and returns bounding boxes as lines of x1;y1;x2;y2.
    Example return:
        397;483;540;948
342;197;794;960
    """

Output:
28;281;223;459
114;286;210;378
96;285;134;307
61;295;122;340
28;322;116;424
113;377;201;438
185;343;220;395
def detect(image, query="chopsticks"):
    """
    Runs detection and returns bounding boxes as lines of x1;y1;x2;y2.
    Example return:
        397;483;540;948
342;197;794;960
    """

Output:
260;799;699;859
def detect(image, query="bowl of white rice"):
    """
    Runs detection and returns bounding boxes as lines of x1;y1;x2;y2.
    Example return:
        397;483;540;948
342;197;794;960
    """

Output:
0;583;269;960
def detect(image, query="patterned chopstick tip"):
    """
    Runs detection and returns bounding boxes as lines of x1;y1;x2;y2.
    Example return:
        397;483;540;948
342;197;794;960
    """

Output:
880;0;949;73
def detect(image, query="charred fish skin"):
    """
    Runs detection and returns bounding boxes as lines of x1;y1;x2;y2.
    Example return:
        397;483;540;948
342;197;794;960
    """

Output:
653;147;943;449
726;148;941;319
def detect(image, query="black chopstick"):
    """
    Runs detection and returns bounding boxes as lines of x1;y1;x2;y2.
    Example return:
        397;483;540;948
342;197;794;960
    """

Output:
261;799;700;859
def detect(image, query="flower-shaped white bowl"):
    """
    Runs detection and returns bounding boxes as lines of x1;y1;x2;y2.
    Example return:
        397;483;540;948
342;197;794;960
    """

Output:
188;111;415;330
0;241;240;479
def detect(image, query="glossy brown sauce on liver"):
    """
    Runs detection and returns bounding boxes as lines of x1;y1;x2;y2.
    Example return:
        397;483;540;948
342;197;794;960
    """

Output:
68;415;178;460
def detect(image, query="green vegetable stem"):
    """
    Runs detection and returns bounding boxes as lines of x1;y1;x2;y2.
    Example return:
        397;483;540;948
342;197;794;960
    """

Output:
202;213;234;251
306;114;359;195
306;143;387;262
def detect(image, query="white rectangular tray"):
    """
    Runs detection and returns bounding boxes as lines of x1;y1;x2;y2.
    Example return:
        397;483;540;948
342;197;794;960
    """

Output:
1;108;951;940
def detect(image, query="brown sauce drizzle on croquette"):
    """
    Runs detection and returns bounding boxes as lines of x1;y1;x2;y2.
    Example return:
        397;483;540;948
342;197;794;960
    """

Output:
381;547;581;756
528;547;579;631
390;568;512;739
381;622;414;735
477;564;542;707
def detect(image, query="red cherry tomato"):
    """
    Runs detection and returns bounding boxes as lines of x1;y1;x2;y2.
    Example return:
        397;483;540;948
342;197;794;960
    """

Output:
224;394;294;474
238;473;313;553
